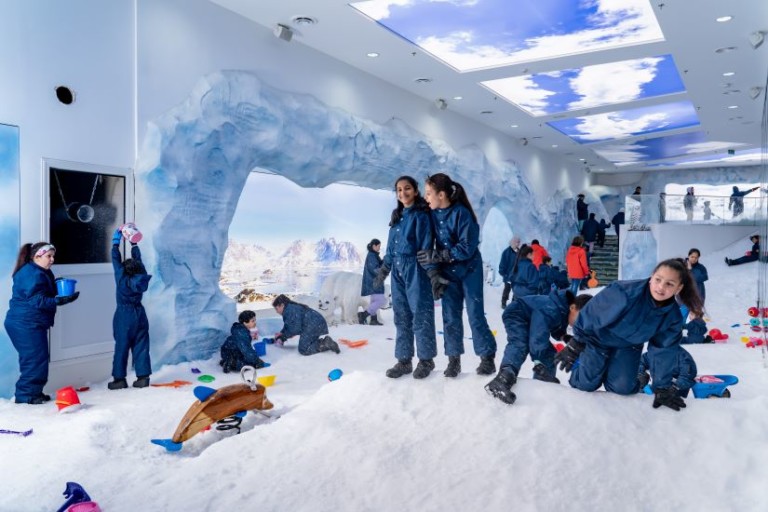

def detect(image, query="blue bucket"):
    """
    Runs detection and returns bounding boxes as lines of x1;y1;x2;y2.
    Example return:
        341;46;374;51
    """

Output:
253;341;267;357
56;278;77;297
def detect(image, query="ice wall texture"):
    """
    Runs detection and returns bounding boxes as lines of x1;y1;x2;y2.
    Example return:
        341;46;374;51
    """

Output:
134;71;577;364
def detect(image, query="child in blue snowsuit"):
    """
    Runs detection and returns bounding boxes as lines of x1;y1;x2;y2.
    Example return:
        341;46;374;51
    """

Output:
376;176;439;379
686;248;708;304
419;173;496;378
359;238;385;326
725;235;760;266
637;345;697;398
485;291;593;404
537;256;557;295
681;317;712;344
511;245;539;299
220;310;266;372
555;258;703;411
272;294;340;356
109;229;152;390
4;242;79;404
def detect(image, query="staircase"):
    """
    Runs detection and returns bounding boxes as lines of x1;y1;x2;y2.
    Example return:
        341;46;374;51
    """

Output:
589;235;619;285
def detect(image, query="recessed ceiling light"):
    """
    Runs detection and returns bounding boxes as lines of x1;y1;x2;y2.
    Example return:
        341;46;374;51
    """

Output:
723;71;735;76
453;96;463;101
292;16;317;26
579;158;586;161
715;46;737;53
716;16;733;23
414;78;433;83
727;105;739;109
509;124;518;128
551;144;558;148
366;52;379;58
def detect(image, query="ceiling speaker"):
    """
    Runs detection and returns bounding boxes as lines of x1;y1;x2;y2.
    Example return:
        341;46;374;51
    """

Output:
274;24;293;42
749;31;764;49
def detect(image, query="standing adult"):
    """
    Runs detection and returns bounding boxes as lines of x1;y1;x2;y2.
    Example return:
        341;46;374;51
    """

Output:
566;235;589;296
658;192;667;223
498;237;522;309
4;242;79;404
377;176;439;379
596;218;611;248
581;213;599;256
359;238;385;326
686;248;708;304
729;186;760;218
576;194;589;232
611;208;625;242
683;187;696;222
419;173;497;377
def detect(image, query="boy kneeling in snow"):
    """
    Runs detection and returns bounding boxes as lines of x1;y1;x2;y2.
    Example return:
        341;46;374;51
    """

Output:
220;310;266;372
637;345;697;402
272;294;340;356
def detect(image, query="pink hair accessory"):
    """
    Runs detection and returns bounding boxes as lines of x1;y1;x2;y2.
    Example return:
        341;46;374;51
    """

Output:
34;244;55;257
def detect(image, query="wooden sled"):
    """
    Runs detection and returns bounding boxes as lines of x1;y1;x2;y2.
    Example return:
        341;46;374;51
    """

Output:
151;366;273;451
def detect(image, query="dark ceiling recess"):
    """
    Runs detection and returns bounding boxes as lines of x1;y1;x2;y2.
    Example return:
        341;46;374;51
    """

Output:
55;86;75;105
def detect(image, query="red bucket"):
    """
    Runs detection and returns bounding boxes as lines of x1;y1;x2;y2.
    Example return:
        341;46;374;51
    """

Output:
55;386;81;412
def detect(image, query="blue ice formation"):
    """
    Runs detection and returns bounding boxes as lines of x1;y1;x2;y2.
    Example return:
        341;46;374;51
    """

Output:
134;70;578;364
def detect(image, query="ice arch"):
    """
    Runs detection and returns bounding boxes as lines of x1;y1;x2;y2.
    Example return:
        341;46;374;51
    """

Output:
135;70;570;363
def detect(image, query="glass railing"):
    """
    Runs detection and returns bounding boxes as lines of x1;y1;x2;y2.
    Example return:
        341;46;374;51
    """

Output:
625;193;764;229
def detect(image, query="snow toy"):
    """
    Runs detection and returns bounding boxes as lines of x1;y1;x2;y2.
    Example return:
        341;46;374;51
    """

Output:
119;222;142;244
197;374;215;383
151;366;274;452
55;482;101;512
55;278;77;297
587;270;599;288
745;337;765;348
190;368;201;374
0;428;33;437
339;338;368;348
150;380;193;388
328;368;343;381
55;386;81;412
253;340;267;356
708;328;729;342
691;375;738;398
256;375;276;387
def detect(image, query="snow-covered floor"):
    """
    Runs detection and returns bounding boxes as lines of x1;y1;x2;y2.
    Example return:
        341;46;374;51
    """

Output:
2;241;768;511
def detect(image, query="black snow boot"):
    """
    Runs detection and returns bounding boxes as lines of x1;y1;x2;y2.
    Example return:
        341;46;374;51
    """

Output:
358;311;370;324
476;356;496;375
386;359;413;378
319;335;341;354
413;359;435;379
108;378;128;390
443;356;461;378
485;369;517;405
532;362;560;384
133;375;151;388
369;315;383;326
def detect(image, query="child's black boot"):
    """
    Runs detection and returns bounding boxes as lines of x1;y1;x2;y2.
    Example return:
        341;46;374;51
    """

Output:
443;356;461;378
357;311;369;324
476;356;496;375
368;315;383;326
386;359;413;378
532;361;560;383
413;359;435;379
485;369;517;405
133;376;150;388
108;378;128;390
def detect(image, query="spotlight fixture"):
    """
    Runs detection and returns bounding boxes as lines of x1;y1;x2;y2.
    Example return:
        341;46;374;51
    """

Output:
292;16;317;26
274;23;293;42
435;98;448;110
749;86;764;100
749;31;765;49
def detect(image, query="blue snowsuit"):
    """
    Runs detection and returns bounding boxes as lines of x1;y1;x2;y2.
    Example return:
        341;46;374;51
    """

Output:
688;262;708;302
383;206;437;361
729;240;760;266
639;346;697;396
220;322;264;370
430;204;496;358
681;317;708;344
538;264;557;295
570;279;683;394
512;258;539;299
280;302;330;356
4;262;58;402
581;218;599;243
112;245;152;379
501;289;571;379
361;249;384;296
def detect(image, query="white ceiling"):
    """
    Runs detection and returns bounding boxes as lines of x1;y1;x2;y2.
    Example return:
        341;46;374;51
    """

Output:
210;0;768;174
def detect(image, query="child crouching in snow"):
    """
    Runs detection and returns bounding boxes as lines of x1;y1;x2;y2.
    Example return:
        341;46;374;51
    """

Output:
637;346;697;400
485;290;592;405
220;310;266;372
272;294;340;355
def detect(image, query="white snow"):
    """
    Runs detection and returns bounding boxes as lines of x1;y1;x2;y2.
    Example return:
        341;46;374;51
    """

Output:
2;240;768;512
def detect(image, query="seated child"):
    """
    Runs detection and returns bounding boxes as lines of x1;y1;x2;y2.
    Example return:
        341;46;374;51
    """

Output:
220;310;267;372
637;345;697;400
485;290;593;404
537;255;556;295
681;316;713;344
272;294;340;356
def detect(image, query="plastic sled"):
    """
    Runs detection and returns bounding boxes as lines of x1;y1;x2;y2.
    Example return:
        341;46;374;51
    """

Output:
339;338;368;348
691;374;738;399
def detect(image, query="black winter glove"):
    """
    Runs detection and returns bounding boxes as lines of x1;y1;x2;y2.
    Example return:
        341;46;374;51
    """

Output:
373;264;391;289
416;249;451;265
653;386;686;411
55;291;80;306
561;333;573;344
426;268;450;300
554;338;585;372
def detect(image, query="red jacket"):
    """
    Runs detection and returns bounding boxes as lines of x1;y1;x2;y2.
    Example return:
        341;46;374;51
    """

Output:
566;246;589;279
531;243;549;269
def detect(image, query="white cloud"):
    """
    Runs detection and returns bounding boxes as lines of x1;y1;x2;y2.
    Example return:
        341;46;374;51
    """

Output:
571;111;670;141
481;75;556;116
350;0;416;20
568;57;663;110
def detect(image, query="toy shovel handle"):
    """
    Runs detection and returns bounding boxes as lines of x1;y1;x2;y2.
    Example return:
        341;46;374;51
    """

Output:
240;365;258;390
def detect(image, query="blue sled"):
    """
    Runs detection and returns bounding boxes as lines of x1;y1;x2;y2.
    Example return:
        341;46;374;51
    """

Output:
642;375;738;399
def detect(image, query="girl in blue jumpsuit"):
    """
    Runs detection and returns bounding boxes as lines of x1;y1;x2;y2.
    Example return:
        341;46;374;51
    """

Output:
378;176;439;379
109;229;152;389
555;258;703;411
4;242;79;403
359;238;385;325
272;294;340;356
419;173;497;378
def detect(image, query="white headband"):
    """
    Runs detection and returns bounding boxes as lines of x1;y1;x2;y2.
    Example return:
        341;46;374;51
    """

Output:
34;244;55;257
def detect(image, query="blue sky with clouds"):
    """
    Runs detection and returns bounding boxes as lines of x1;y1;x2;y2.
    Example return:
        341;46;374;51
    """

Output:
351;0;664;71
594;131;748;165
547;100;700;144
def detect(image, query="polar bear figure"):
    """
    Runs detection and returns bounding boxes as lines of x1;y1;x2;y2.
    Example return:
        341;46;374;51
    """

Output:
317;271;390;325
